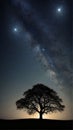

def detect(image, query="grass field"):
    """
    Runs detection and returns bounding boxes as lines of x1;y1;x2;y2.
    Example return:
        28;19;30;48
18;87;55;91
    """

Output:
0;119;73;130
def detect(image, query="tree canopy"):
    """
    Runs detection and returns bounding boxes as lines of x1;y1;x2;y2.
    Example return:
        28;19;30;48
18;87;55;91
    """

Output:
16;84;65;119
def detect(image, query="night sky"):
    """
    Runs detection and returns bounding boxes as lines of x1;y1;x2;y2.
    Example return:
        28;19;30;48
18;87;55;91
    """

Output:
0;0;72;120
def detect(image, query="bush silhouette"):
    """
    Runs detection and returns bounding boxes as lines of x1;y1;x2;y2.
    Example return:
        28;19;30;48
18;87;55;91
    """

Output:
16;84;65;119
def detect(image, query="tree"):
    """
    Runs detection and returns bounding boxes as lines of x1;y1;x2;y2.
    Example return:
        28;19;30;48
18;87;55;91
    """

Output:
16;84;65;119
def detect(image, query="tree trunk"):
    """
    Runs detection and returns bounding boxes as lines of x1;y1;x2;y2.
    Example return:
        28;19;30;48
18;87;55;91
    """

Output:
39;111;43;119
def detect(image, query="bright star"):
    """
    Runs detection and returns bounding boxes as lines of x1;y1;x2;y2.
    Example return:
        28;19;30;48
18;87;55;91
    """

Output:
14;27;18;32
57;8;61;12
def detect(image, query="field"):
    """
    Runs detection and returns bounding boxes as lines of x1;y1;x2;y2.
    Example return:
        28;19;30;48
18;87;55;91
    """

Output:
0;119;73;130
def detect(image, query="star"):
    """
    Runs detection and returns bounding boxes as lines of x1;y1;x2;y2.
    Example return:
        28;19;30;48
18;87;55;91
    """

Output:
57;8;61;12
13;27;18;32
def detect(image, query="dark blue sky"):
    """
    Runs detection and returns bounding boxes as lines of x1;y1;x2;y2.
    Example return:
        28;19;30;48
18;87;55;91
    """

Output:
0;0;72;119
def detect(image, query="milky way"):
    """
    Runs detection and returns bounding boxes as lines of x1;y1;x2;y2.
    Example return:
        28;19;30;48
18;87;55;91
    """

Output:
0;0;72;120
10;0;72;91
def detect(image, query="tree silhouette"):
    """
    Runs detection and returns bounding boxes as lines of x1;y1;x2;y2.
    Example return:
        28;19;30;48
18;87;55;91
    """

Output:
16;84;65;119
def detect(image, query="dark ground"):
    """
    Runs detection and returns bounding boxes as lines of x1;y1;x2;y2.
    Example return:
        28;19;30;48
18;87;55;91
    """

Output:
0;119;73;130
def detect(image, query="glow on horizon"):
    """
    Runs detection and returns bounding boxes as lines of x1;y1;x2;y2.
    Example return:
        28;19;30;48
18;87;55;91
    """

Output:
0;85;72;120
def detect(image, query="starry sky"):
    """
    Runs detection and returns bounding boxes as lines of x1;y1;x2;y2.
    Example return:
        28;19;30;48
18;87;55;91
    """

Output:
0;0;72;120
